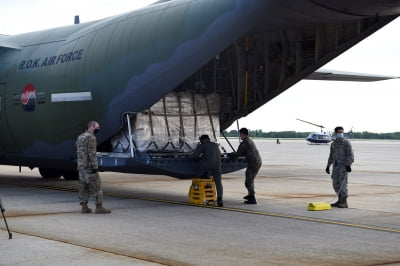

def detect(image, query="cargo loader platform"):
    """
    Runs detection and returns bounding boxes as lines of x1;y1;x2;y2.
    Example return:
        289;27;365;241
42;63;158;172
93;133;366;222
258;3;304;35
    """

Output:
97;152;247;179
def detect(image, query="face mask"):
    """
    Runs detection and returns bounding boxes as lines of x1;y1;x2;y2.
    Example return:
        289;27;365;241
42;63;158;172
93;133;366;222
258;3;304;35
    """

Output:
93;128;100;135
336;133;344;138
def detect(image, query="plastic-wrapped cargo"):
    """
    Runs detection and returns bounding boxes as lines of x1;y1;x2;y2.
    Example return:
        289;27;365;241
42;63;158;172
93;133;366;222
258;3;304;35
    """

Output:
111;92;220;153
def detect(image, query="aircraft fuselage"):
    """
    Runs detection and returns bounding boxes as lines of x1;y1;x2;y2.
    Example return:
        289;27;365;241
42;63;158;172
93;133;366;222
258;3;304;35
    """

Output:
0;0;399;178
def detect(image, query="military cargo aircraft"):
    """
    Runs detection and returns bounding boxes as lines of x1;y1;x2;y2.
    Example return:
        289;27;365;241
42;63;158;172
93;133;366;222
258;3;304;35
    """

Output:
0;0;399;180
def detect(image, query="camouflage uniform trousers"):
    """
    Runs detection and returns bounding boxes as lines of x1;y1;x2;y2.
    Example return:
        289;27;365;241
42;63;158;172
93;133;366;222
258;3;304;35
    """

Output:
331;164;348;198
79;170;103;205
245;161;262;196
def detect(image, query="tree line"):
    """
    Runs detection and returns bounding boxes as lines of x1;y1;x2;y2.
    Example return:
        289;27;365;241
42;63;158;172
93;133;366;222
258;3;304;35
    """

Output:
222;130;400;140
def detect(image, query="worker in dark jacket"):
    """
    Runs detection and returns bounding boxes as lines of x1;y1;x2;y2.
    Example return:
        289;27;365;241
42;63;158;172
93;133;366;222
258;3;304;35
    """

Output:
236;128;262;204
191;135;223;207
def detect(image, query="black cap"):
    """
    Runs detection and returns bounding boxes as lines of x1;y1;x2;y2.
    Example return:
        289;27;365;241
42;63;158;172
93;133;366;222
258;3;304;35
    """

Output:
334;126;344;133
239;128;249;136
199;135;210;142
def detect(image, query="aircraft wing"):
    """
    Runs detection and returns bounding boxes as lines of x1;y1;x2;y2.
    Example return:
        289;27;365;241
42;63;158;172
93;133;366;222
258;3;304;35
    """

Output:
306;69;398;82
150;0;172;5
0;35;21;50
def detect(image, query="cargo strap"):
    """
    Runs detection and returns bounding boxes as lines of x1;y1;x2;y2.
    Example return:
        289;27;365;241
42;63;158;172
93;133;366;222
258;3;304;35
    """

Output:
126;113;136;157
162;97;176;150
146;107;159;150
204;94;217;141
191;93;198;140
178;95;192;150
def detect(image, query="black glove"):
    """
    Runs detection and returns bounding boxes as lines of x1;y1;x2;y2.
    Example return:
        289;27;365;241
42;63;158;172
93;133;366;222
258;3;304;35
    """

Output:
346;165;352;172
91;169;98;174
325;166;330;175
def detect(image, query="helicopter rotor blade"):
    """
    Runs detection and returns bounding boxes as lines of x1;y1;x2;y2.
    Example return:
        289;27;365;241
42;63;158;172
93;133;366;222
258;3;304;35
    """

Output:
296;118;325;129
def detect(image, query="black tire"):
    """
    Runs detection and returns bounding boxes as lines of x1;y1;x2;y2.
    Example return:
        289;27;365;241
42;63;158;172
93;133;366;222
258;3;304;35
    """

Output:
39;168;62;179
63;171;79;181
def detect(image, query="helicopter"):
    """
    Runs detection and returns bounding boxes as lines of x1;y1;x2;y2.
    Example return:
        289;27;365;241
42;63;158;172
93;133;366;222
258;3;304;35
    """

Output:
297;119;354;144
296;119;332;144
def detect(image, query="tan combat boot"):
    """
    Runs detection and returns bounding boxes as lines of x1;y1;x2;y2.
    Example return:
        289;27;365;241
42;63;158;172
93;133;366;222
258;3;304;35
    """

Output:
95;204;111;214
81;202;92;214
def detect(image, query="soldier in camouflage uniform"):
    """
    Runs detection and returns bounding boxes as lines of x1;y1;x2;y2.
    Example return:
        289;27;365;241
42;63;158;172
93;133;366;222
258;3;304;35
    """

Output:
236;128;262;204
326;126;354;208
191;135;223;207
76;121;111;214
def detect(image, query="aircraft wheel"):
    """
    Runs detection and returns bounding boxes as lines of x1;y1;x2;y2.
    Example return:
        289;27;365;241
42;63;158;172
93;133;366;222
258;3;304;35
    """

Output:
39;168;62;179
63;171;79;181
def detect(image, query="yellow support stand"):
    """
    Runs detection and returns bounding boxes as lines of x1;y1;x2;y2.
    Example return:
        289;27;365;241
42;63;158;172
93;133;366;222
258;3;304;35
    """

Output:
188;178;217;206
307;202;331;211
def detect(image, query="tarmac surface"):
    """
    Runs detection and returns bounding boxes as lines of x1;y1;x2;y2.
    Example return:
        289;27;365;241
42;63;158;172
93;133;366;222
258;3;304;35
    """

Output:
0;139;399;265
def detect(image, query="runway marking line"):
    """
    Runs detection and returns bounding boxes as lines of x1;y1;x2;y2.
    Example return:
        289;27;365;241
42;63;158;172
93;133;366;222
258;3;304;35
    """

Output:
1;181;400;234
0;227;170;266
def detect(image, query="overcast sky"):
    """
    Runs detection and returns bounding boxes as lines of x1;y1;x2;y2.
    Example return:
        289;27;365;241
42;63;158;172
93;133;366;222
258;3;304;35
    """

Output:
1;0;399;133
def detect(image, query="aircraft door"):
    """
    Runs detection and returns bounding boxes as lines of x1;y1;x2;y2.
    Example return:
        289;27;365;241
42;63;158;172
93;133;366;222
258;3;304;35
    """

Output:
0;83;4;153
0;83;17;152
0;83;5;124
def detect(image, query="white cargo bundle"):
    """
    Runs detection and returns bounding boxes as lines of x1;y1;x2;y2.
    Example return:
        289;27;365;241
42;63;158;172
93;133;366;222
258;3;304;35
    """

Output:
112;92;220;153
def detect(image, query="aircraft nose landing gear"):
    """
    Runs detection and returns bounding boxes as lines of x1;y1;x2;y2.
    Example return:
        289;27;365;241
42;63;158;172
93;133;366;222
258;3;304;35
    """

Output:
39;168;62;179
38;168;79;180
62;171;79;180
